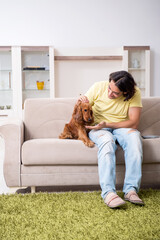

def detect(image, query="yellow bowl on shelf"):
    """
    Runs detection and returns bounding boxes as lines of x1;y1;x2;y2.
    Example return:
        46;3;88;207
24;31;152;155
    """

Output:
36;81;44;90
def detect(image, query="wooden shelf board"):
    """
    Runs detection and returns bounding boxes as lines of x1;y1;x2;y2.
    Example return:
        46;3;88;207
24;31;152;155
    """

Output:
54;56;123;61
124;46;150;50
129;68;145;71
0;46;11;51
21;46;49;52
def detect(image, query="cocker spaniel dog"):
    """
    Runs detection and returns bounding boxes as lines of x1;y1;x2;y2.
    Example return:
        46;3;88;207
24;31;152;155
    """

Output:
59;101;94;147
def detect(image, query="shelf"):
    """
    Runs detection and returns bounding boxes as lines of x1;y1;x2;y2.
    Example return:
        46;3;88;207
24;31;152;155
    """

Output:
0;114;8;117
54;56;123;61
124;46;150;50
0;89;12;92
22;89;49;92
21;46;49;51
0;109;13;118
0;46;11;51
128;68;145;71
0;109;13;114
22;70;49;72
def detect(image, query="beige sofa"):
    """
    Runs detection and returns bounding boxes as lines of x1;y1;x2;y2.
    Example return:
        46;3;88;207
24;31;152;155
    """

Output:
0;97;160;193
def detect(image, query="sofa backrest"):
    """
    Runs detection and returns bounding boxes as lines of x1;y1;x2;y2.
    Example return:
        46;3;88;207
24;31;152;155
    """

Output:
138;97;160;136
24;98;76;141
24;97;160;141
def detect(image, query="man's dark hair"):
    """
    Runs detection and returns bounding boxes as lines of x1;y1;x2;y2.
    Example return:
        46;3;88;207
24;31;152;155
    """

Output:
109;70;137;101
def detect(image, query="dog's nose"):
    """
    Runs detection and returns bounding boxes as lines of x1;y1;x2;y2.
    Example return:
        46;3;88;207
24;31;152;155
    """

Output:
88;118;92;122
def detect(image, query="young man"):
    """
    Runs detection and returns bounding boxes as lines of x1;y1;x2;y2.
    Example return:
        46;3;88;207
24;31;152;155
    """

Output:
80;70;144;208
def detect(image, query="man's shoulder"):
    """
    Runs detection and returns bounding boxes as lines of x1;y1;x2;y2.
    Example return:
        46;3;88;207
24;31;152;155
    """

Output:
129;86;142;107
133;86;141;99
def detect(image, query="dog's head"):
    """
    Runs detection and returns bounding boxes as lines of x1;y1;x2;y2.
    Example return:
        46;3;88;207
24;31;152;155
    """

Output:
73;101;94;125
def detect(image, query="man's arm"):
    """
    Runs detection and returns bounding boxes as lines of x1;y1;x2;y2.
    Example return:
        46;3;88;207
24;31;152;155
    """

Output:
86;107;142;130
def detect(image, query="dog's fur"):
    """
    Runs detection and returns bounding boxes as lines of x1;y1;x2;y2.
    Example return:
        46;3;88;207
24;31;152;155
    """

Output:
59;101;94;147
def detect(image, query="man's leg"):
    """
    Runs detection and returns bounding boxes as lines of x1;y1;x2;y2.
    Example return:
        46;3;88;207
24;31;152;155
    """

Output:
89;129;116;198
113;128;144;204
89;129;126;208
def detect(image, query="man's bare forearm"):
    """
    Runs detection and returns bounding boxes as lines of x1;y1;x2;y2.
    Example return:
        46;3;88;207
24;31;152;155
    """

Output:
86;120;139;130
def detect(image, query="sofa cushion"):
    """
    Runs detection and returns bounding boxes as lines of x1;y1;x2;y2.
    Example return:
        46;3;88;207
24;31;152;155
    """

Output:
22;139;98;166
22;138;125;166
22;138;160;166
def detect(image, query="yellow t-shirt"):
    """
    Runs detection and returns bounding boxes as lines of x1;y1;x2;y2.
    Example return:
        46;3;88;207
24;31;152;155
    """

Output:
85;81;142;125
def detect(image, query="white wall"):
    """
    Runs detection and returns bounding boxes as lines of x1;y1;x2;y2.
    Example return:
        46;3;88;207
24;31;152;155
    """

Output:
0;0;160;192
0;0;160;95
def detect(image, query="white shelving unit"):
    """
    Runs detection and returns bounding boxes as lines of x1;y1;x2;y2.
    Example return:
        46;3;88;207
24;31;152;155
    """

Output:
0;47;13;118
0;46;150;119
123;46;150;97
0;46;54;119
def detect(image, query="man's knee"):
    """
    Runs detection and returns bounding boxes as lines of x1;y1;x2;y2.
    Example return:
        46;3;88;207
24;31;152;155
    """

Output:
127;129;137;134
126;129;141;138
89;129;113;142
98;132;115;143
126;129;142;149
98;134;117;154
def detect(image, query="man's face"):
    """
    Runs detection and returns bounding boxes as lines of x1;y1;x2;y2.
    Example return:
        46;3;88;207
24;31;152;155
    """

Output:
108;80;123;99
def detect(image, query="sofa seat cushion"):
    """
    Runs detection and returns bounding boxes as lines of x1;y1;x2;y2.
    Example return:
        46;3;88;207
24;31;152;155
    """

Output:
22;139;99;166
22;139;126;166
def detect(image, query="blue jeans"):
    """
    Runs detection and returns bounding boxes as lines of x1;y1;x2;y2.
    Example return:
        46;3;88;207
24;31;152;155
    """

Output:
89;128;143;200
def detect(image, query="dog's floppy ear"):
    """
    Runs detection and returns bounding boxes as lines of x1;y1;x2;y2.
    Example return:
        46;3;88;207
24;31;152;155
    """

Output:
73;101;83;123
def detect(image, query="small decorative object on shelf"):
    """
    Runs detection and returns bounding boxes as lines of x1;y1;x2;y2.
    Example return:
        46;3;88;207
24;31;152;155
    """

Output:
37;81;44;90
23;66;46;70
6;105;12;109
0;106;5;110
132;59;140;68
0;105;12;110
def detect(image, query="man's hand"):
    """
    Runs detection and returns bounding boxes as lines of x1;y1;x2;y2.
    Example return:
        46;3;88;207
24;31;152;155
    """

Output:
78;95;89;103
85;121;107;130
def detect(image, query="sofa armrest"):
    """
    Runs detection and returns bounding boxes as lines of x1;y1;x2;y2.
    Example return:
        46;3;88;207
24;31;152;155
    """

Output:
0;118;24;187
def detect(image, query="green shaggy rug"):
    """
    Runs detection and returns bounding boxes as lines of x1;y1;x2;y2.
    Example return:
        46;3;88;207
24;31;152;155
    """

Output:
0;189;160;240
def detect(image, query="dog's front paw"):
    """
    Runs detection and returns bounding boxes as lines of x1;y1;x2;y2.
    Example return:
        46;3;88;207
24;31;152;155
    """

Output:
85;140;95;148
59;133;66;139
59;133;73;139
59;134;63;139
